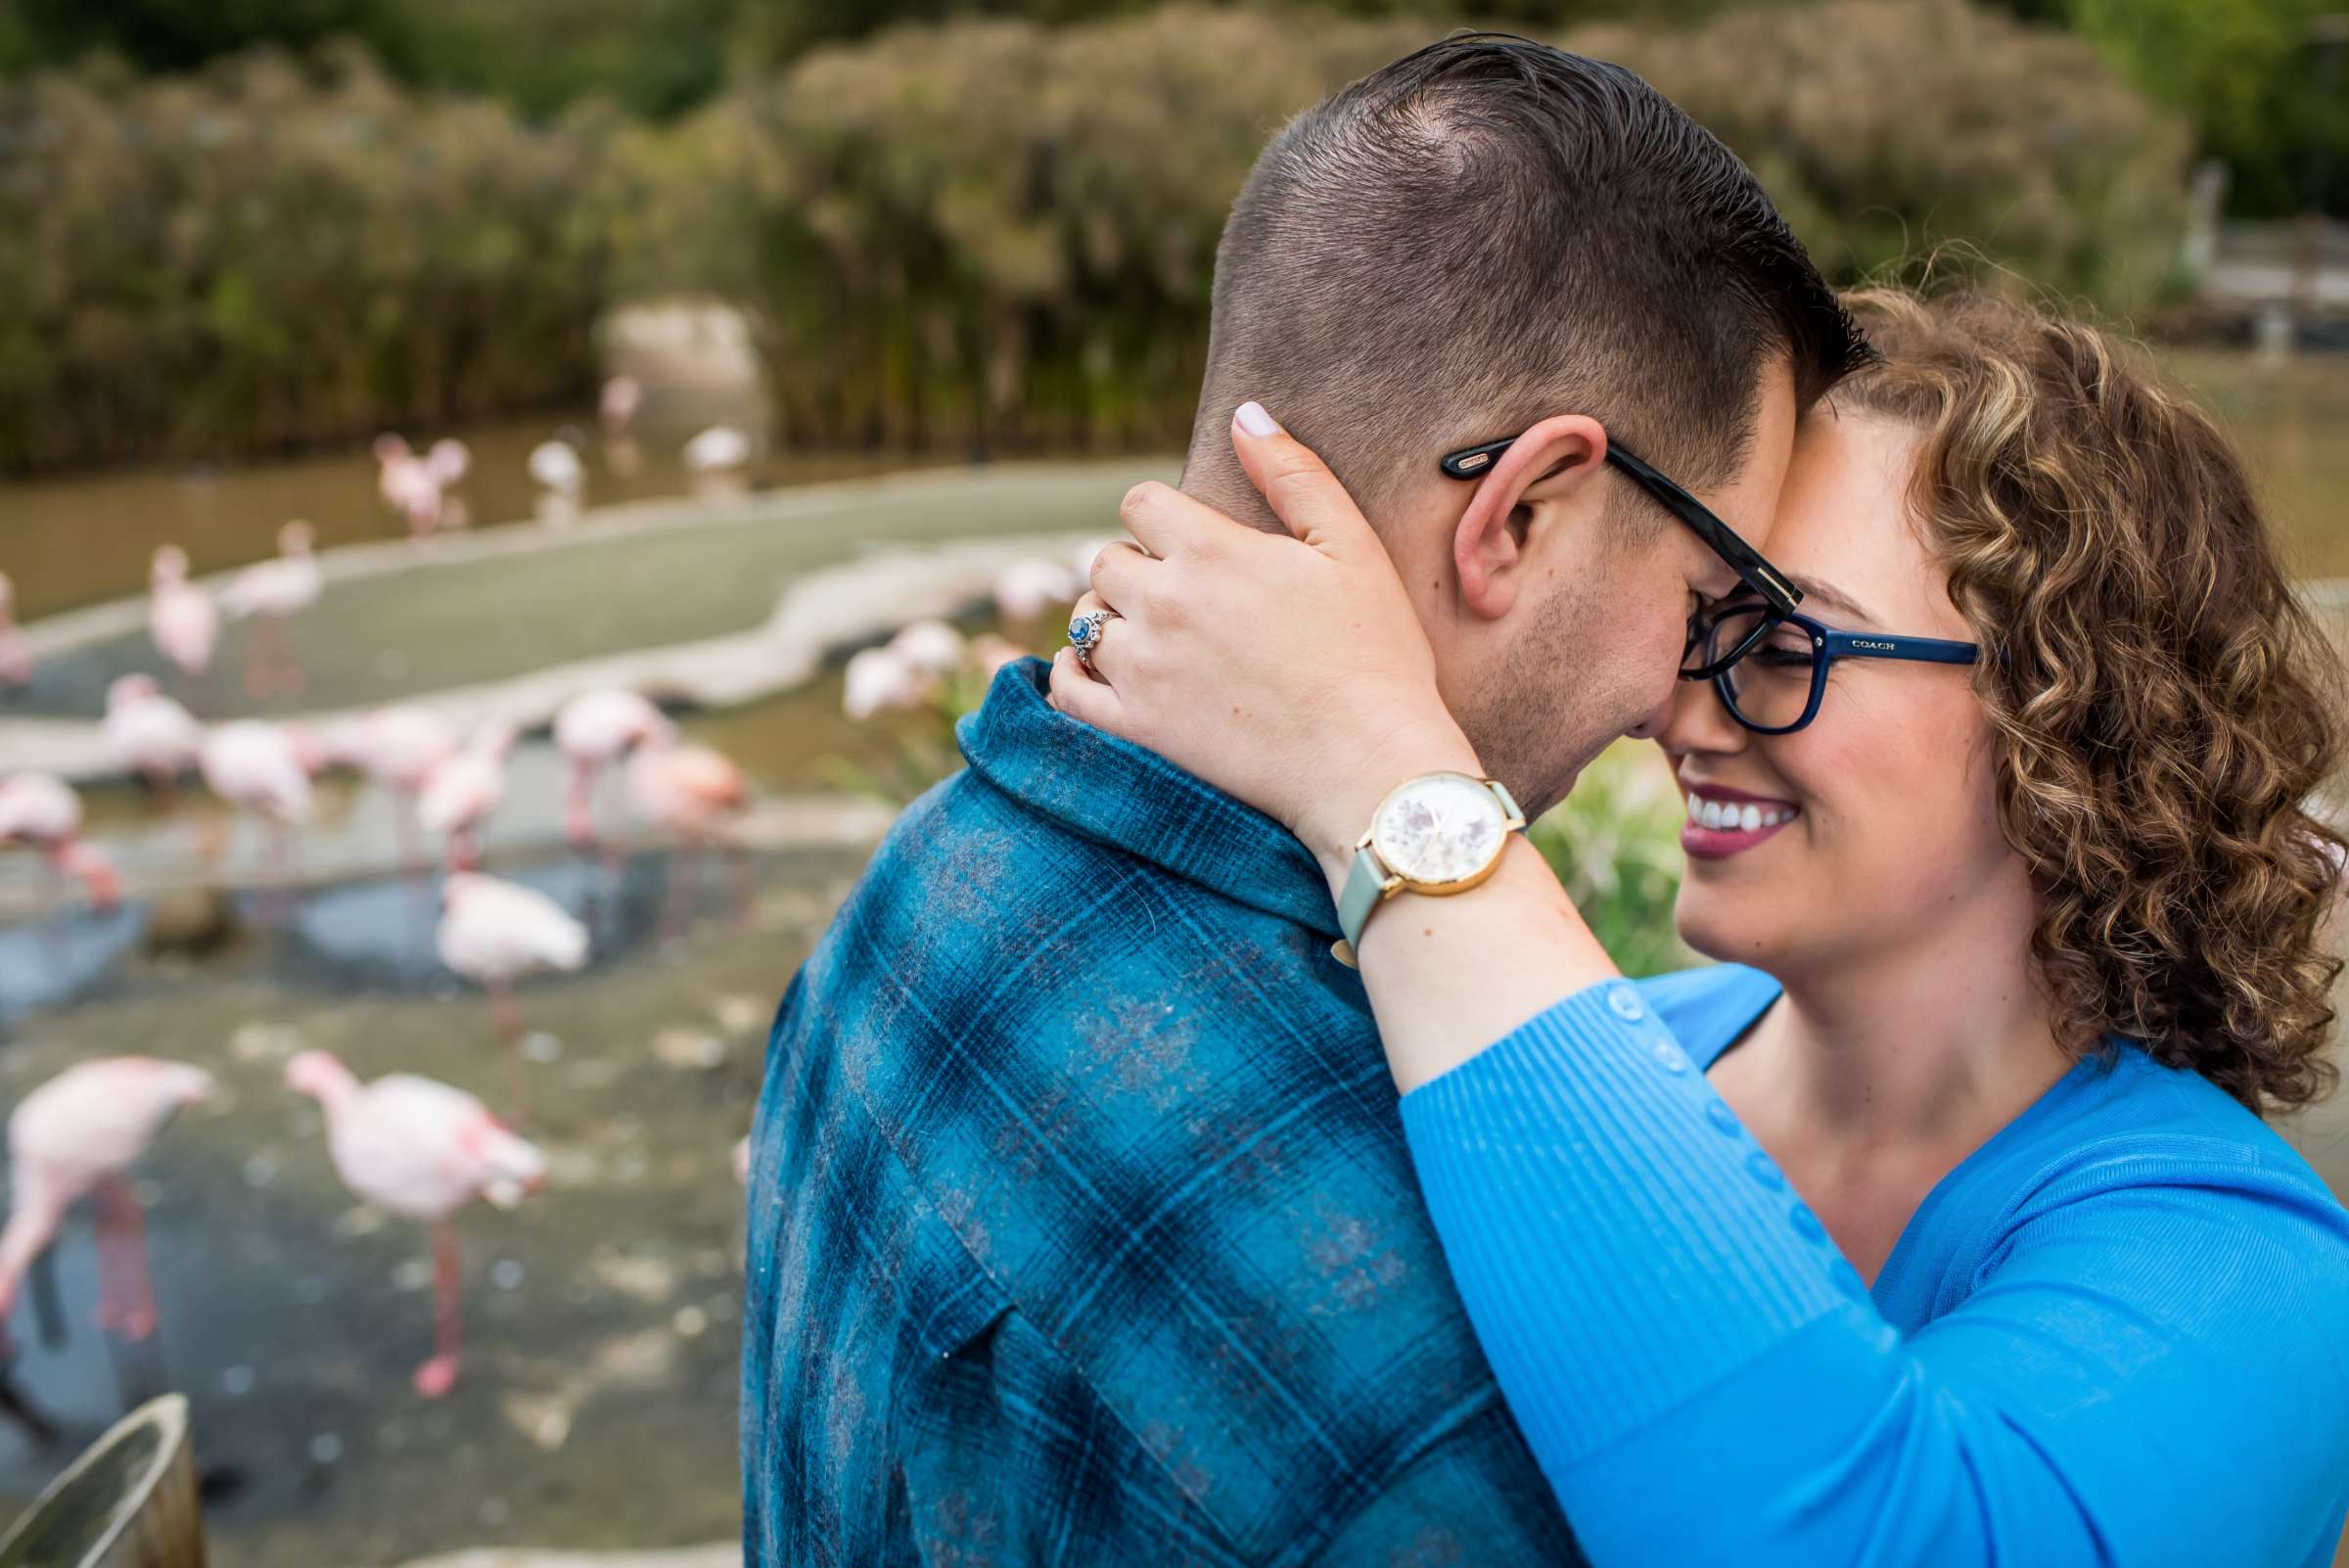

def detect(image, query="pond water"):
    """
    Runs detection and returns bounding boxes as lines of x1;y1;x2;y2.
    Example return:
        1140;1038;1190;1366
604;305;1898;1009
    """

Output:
0;347;2346;1565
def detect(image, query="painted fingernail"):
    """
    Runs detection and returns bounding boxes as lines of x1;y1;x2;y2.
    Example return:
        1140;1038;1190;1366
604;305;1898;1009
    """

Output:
1233;400;1280;438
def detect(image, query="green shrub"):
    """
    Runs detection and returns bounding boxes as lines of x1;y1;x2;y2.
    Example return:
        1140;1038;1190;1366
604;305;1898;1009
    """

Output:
648;0;2189;455
1528;741;1692;979
0;47;616;473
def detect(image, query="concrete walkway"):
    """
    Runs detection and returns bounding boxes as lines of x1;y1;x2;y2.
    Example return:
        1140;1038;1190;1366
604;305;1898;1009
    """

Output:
1;458;1169;781
382;1546;734;1568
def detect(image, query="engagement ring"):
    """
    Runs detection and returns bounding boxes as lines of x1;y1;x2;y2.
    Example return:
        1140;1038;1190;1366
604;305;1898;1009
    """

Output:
1067;609;1119;672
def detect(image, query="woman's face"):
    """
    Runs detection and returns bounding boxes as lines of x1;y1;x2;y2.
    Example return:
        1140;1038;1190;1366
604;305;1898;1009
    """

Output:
1660;411;2023;979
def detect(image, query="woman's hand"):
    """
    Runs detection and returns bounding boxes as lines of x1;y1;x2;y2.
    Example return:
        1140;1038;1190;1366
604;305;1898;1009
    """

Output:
1048;402;1479;881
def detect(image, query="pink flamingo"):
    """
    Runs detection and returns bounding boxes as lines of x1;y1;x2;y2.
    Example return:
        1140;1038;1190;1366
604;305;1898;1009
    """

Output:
970;633;1025;683
552;689;670;851
375;435;446;537
888;619;967;677
0;573;28;690
436;872;589;1116
285;1051;543;1398
991;558;1078;623
148;547;218;687
102;675;203;808
843;646;931;720
599;376;641;437
0;773;120;913
625;737;750;935
325;707;458;870
0;1059;212;1348
197;721;313;894
416;719;514;872
220;522;323;699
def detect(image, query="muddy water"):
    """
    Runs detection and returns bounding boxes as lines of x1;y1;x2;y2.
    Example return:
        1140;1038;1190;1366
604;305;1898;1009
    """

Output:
0;412;941;625
0;842;867;1568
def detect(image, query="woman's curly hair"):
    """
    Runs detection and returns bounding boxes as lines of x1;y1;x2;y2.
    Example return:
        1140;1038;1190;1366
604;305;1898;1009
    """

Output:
1835;288;2347;1116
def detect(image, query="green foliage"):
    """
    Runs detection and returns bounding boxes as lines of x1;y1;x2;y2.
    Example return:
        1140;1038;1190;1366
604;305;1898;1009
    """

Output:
2058;0;2349;220
0;48;616;473
641;0;2188;456
0;1;2193;474
1580;0;2188;313
1528;742;1692;979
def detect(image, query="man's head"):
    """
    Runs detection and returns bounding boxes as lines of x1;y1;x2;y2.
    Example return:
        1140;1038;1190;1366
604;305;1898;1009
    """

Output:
1186;34;1868;813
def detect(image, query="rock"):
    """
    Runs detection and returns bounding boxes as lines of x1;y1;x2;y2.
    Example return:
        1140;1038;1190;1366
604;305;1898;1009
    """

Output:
711;992;764;1037
230;1020;306;1064
589;1246;677;1304
652;1027;725;1071
144;886;238;957
500;1391;575;1452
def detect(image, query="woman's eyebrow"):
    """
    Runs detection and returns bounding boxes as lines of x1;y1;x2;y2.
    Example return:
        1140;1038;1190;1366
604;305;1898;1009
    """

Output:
1786;575;1879;626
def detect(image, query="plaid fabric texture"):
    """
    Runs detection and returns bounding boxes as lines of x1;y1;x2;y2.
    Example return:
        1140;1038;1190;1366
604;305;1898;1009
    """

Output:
744;659;1582;1566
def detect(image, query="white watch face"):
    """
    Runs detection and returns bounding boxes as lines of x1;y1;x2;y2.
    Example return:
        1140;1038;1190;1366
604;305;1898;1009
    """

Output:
1370;772;1508;887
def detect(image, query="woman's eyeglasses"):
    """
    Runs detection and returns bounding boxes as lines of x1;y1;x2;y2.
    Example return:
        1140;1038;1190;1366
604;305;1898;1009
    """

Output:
1438;433;1801;680
1698;603;1979;734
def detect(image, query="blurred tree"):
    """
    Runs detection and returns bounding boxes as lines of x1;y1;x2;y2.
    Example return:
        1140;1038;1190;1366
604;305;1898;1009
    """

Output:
637;0;2185;459
0;47;615;472
0;0;422;75
722;0;1768;73
0;0;736;121
1988;0;2349;218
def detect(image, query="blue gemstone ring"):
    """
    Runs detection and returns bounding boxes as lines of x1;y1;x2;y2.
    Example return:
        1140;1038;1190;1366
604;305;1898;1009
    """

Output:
1067;609;1119;672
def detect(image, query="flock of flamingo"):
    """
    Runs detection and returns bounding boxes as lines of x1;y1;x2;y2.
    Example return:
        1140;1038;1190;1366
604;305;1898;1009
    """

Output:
0;386;1094;1412
0;390;781;1407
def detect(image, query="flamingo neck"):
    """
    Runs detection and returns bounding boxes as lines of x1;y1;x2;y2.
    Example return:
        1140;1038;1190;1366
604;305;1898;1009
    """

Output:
53;842;120;909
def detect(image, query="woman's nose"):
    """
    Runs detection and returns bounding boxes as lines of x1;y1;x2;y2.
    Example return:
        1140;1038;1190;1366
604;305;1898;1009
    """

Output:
1654;674;1749;756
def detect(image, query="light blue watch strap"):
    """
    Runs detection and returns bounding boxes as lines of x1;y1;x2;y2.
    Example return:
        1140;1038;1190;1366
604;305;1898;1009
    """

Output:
1337;845;1388;953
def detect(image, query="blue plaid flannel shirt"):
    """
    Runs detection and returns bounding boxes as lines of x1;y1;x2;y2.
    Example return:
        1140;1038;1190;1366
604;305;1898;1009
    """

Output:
744;659;1582;1566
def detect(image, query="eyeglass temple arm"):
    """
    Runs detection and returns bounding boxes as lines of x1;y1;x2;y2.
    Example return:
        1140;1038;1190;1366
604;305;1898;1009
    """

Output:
1439;436;1803;617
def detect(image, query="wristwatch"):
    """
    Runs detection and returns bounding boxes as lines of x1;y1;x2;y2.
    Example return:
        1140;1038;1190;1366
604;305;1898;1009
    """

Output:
1333;770;1527;965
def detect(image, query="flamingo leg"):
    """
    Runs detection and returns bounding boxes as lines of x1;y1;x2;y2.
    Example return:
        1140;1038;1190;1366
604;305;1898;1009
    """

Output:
27;1247;66;1350
91;1183;126;1333
727;840;756;929
564;761;598;852
490;979;529;1123
394;787;424;878
263;820;295;927
662;845;695;944
95;1178;158;1342
413;1221;462;1399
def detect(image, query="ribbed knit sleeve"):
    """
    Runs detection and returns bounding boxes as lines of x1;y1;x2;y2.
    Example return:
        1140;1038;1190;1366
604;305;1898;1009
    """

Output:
1398;981;2349;1568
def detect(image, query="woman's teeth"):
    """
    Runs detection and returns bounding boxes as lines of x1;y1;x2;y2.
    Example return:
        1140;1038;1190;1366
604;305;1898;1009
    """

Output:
1685;795;1792;831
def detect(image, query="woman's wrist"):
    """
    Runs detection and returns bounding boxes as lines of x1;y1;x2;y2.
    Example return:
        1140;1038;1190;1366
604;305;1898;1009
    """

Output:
1297;714;1485;894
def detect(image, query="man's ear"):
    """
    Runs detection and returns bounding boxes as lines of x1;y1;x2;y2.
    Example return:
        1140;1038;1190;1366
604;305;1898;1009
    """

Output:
1452;414;1609;622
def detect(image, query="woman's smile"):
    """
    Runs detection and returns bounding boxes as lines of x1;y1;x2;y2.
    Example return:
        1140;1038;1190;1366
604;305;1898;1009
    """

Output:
1681;780;1800;859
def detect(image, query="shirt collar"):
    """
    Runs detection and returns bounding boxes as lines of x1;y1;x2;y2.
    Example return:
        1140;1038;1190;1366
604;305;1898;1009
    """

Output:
956;659;1342;938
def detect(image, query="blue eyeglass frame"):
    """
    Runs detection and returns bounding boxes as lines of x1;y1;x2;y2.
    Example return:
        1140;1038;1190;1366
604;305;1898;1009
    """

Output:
1707;604;1980;735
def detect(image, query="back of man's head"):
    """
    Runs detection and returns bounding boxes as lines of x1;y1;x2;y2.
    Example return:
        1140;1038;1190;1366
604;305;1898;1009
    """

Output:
1189;33;1866;525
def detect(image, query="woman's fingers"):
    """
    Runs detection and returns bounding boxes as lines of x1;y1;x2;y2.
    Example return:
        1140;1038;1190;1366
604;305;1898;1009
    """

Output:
1064;588;1135;687
1046;646;1126;734
1228;401;1381;558
1118;480;1250;561
1088;538;1154;610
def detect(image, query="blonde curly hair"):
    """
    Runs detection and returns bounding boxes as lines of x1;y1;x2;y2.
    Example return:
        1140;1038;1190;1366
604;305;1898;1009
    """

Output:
1835;288;2346;1116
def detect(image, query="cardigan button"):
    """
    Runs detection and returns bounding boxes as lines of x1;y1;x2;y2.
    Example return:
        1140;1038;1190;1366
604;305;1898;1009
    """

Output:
1606;985;1646;1022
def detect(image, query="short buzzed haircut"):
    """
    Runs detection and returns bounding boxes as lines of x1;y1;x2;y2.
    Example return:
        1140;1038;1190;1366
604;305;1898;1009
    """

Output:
1189;33;1868;522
